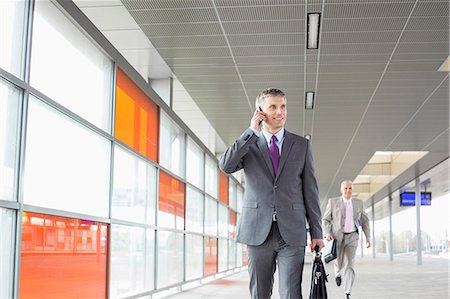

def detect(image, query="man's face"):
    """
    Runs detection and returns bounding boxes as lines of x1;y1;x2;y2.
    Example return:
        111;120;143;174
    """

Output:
262;96;287;131
341;183;353;199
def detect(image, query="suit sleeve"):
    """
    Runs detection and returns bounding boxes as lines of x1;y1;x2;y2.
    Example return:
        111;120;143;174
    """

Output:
322;199;333;236
219;128;259;174
302;141;323;239
360;208;371;240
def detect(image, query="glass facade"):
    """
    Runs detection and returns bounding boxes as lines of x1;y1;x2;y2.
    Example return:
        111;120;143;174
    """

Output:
110;224;155;298
0;79;20;201
30;0;113;132
0;0;26;78
0;208;15;299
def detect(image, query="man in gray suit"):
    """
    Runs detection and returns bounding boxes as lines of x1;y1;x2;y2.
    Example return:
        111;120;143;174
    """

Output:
219;88;324;299
322;180;371;299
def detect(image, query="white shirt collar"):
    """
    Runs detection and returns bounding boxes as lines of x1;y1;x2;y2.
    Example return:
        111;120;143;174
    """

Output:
262;128;285;145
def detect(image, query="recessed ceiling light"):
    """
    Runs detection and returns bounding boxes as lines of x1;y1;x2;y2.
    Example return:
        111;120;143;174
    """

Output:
307;13;321;50
305;91;315;109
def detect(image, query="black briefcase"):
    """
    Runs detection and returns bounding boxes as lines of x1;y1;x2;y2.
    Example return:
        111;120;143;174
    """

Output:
323;239;338;263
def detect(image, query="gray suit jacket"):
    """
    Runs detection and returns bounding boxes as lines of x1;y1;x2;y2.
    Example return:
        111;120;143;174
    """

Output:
219;128;322;247
322;197;371;243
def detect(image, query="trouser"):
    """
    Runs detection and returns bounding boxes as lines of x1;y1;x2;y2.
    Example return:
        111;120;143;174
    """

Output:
247;222;306;299
334;231;359;295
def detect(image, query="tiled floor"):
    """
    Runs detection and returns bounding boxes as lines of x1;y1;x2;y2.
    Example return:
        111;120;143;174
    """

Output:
165;254;449;299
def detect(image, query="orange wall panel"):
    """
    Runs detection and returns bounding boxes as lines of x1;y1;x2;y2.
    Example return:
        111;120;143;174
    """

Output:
115;68;158;162
159;170;185;227
19;212;108;299
218;172;228;205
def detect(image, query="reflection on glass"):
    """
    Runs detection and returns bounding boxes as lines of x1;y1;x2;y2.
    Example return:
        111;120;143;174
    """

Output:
218;238;227;272
219;171;229;205
30;0;112;131
0;0;26;77
236;243;243;267
112;146;157;225
205;155;218;198
0;80;20;201
159;112;185;178
186;234;203;280
158;171;185;230
204;237;217;276
237;186;244;213
185;186;203;233
20;212;108;298
218;204;228;238
110;225;154;298
23;97;110;217
229;210;236;239
228;240;236;269
228;179;237;210
205;196;218;236
157;231;183;288
186;137;204;190
0;208;14;299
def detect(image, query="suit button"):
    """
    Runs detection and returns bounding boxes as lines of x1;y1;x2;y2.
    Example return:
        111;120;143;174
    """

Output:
274;185;278;189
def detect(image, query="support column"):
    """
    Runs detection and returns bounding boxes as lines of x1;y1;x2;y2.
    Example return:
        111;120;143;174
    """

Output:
415;177;422;265
371;198;376;259
149;77;173;107
388;195;394;261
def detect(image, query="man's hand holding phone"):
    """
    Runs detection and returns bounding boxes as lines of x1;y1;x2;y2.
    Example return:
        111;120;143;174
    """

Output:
251;106;266;131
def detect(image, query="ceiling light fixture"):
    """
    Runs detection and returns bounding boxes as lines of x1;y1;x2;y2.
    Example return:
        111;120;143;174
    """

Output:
305;91;315;109
307;13;321;49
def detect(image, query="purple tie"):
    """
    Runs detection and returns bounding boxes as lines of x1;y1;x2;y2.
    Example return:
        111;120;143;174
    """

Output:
269;135;280;175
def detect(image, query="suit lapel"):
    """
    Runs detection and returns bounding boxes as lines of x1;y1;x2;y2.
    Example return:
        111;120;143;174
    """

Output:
275;131;294;181
256;135;275;178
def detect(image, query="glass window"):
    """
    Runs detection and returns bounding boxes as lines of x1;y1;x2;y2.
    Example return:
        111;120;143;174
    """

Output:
30;0;113;132
0;0;26;77
159;111;185;178
228;240;236;269
0;208;15;299
115;68;159;162
186;137;204;190
0;79;20;201
205;156;218;198
185;234;203;281
110;224;155;298
185;186;203;234
237;186;244;213
204;237;217;276
20;212;108;298
218;204;228;238
158;171;185;230
204;196;217;236
228;179;237;210
23;96;110;218
218;171;229;205
229;210;236;239
157;231;183;288
236;243;243;267
112;146;157;225
218;238;228;272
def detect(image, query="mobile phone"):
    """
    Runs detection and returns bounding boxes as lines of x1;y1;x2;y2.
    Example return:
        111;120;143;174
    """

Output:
258;106;263;126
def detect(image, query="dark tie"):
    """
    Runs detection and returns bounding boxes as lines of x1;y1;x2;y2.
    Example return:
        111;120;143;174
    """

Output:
269;135;280;175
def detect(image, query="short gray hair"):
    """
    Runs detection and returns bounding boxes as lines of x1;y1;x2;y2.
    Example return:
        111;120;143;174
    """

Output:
255;88;286;109
341;180;353;187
